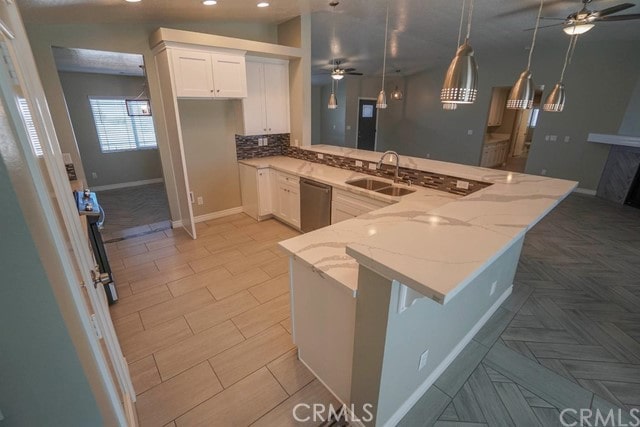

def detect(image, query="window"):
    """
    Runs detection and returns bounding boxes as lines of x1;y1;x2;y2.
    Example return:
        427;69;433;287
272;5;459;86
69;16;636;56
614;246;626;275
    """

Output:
89;98;157;153
17;98;43;156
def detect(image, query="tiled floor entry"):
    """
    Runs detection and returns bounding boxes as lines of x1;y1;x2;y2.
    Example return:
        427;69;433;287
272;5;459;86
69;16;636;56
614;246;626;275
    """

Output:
107;194;640;426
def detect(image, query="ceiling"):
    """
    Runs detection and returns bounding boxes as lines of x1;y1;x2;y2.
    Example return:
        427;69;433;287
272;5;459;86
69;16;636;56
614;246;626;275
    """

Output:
52;47;145;76
18;0;640;80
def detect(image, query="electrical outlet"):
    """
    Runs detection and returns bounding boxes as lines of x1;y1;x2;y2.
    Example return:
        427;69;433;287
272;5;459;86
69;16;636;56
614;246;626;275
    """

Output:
467;129;473;135
368;163;377;170
263;138;268;146
92;172;98;179
317;153;324;160
541;169;547;175
426;153;430;159
346;125;351;130
257;139;262;147
355;160;363;167
189;191;194;203
197;196;204;206
419;349;429;371
490;281;497;296
456;180;469;190
550;135;558;142
564;136;570;143
294;139;299;145
545;135;550;141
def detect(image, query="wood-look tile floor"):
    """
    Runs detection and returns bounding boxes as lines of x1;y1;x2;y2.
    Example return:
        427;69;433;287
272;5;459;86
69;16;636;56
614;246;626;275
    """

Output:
106;214;338;426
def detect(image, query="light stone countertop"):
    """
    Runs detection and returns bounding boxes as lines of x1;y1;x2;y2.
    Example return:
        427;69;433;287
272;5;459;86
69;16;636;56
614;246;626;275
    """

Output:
240;147;577;303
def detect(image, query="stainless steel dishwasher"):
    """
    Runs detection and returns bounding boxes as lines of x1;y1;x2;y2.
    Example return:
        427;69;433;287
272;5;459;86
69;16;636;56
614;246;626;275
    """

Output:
300;178;332;232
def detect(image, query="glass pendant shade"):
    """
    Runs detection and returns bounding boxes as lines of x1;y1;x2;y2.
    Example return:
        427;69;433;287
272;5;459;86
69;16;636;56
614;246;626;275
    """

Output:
328;92;338;109
563;23;594;35
507;69;534;109
391;86;404;100
376;90;387;109
543;82;566;112
331;72;344;80
442;102;458;111
441;41;478;104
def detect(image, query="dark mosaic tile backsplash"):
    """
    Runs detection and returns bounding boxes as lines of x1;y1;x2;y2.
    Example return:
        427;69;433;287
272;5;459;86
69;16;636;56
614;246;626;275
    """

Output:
284;147;491;196
235;134;290;160
235;135;490;196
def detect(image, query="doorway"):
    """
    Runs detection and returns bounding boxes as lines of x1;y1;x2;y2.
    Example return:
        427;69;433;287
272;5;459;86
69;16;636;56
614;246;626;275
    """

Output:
356;98;377;150
53;47;171;240
481;86;542;173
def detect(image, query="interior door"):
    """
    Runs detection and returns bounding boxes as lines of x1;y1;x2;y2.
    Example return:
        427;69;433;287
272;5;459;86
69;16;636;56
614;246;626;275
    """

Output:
357;99;377;151
0;5;135;425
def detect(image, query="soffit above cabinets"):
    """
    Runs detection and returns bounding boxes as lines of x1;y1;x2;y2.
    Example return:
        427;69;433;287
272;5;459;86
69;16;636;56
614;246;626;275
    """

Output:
52;47;144;76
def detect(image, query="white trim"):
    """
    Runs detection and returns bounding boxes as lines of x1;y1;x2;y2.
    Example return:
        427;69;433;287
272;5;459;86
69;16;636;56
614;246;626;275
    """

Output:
172;206;244;229
91;178;164;192
588;133;640;148
382;285;513;427
574;187;597;196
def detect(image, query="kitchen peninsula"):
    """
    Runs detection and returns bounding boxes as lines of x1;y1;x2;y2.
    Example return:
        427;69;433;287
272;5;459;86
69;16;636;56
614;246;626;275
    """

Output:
239;145;576;426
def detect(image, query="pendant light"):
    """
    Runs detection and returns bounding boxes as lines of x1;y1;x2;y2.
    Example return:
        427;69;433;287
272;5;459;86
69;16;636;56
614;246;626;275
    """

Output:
376;0;390;109
443;102;458;111
507;0;544;110
544;35;577;113
327;1;339;110
391;69;404;101
441;0;478;104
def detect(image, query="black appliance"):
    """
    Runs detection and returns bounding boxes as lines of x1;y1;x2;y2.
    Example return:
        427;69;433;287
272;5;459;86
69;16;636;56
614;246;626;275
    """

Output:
625;167;640;209
75;189;118;305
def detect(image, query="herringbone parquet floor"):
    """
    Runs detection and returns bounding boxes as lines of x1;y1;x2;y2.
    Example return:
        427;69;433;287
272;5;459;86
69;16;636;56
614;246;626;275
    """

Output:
400;194;640;426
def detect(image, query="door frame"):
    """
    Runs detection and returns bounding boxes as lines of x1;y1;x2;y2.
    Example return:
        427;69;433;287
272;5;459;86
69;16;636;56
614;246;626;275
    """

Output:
355;97;379;151
0;4;135;425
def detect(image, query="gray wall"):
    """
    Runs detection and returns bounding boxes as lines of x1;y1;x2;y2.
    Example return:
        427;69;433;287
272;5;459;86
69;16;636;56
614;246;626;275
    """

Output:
0;155;102;426
314;40;640;191
59;71;164;187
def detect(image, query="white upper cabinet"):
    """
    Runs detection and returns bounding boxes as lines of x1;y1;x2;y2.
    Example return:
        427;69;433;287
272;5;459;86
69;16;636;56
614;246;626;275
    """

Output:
171;48;247;99
240;59;290;135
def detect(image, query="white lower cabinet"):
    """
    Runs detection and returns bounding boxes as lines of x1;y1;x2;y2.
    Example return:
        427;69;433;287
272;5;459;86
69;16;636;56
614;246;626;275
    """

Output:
331;189;391;224
275;171;300;229
238;163;272;220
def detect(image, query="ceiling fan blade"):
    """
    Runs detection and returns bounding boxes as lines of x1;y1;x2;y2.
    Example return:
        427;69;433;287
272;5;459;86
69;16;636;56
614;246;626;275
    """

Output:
345;72;363;76
540;16;567;20
524;22;566;31
342;68;356;72
596;12;640;20
596;3;635;17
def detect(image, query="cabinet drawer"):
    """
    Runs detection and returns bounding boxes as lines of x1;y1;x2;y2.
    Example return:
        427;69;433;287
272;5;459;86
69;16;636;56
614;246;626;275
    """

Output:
277;171;299;186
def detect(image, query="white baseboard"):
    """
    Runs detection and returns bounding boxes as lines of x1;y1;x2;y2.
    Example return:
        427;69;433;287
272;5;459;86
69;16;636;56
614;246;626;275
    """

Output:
92;178;163;192
171;206;244;230
382;285;514;427
574;187;597;196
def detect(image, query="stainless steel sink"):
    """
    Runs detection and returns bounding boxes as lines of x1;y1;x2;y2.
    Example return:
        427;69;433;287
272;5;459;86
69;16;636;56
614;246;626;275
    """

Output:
376;186;416;196
345;178;391;191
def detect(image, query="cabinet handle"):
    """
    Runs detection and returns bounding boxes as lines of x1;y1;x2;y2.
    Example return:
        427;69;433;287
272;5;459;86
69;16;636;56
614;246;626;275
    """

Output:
210;89;214;93
217;89;220;93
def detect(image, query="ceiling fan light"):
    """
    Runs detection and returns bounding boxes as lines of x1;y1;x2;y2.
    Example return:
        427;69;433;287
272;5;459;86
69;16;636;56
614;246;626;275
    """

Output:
442;102;458;111
563;23;594;35
391;86;404;100
376;90;387;109
441;41;478;104
328;92;338;109
331;73;344;80
543;82;566;112
507;69;535;109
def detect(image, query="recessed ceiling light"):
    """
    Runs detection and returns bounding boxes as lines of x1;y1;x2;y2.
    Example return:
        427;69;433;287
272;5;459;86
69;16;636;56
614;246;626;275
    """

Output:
257;2;269;7
125;0;141;3
202;0;217;4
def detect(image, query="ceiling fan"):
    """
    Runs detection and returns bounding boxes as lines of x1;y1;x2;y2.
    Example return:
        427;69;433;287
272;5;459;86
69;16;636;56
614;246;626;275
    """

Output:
316;60;364;80
528;0;640;34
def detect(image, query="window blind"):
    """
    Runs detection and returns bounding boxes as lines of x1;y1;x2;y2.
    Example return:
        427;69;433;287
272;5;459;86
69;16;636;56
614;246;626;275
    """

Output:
89;98;157;153
17;98;43;157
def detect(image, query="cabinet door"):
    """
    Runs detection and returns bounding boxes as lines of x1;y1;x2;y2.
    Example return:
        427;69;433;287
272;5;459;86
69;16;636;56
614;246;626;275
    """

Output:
331;201;356;224
238;164;259;220
211;54;248;98
171;49;214;98
257;168;272;216
288;184;300;229
242;62;267;135
263;62;290;134
276;183;289;222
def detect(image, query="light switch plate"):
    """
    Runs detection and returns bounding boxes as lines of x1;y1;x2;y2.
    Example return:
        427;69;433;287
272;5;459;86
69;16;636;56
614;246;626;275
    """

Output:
490;281;497;296
368;163;377;170
263;138;268;146
456;180;469;190
355;160;363;167
564;136;570;143
550;135;558;142
317;153;324;160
